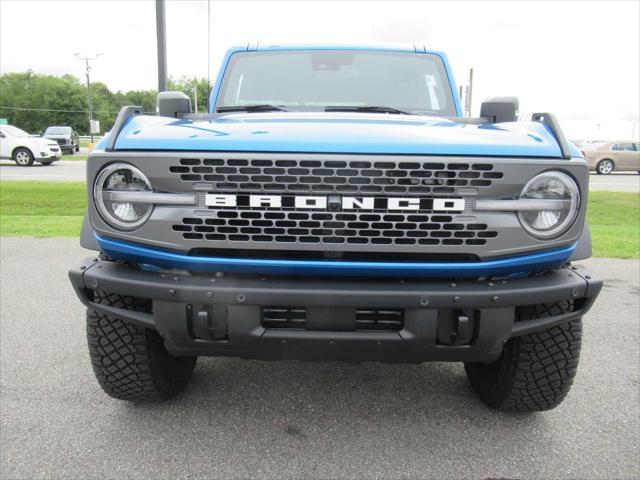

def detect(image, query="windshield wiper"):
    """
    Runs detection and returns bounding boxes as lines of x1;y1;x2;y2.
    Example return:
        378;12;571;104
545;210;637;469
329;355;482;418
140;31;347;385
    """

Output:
216;104;286;113
324;105;412;115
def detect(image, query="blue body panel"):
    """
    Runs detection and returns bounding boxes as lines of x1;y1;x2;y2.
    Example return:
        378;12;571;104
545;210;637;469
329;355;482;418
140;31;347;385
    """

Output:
96;235;576;279
108;112;569;157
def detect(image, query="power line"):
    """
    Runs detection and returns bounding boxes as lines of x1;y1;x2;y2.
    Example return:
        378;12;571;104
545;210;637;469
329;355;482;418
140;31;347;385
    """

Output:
0;106;120;114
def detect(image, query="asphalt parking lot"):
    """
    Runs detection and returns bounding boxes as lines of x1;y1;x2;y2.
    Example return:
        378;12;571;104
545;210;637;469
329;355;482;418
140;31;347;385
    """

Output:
0;160;85;181
1;237;638;479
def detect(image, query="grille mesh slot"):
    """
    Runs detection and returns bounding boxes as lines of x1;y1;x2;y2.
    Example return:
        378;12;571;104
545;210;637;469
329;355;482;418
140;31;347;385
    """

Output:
262;307;307;329
355;309;404;331
169;158;503;195
173;211;497;246
261;307;404;331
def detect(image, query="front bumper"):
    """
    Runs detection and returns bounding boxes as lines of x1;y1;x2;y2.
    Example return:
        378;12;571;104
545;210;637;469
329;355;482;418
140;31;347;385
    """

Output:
39;150;61;159
69;258;601;363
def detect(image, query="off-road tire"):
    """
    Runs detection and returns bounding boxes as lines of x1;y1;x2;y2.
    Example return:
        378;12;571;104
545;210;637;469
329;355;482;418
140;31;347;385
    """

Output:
465;302;581;412
13;147;34;166
86;291;197;401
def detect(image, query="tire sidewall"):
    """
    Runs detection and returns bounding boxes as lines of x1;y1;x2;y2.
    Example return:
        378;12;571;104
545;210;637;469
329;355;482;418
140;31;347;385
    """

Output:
13;147;35;167
597;159;614;175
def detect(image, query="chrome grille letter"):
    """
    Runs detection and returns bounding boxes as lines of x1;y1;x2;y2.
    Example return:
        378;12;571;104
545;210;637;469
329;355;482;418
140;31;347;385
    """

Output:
250;195;282;208
342;197;374;210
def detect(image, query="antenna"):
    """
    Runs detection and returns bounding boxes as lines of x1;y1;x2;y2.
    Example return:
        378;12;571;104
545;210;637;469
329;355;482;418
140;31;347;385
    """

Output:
207;0;211;111
156;0;167;92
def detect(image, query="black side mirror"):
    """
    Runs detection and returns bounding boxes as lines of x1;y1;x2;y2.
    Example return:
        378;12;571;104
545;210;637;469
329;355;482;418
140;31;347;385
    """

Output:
480;97;519;123
157;91;192;118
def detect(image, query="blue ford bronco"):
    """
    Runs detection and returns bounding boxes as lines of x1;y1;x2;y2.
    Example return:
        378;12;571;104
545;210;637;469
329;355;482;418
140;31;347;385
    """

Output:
69;45;602;411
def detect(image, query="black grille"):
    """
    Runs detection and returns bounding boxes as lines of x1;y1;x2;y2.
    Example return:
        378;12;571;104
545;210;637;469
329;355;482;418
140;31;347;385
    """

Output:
169;158;503;195
173;211;497;246
261;307;404;331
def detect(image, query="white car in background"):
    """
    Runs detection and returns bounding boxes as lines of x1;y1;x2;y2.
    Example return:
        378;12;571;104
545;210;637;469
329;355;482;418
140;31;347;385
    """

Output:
0;125;62;166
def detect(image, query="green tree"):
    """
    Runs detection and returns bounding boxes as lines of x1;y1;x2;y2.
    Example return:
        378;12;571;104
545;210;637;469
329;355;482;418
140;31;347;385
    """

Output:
0;72;211;135
168;76;210;112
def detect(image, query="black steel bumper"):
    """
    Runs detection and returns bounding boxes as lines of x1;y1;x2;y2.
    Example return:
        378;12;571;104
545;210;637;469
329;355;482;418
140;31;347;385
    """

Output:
69;258;601;363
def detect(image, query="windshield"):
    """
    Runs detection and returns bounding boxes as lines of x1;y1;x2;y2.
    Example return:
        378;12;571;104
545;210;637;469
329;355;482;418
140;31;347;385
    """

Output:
217;50;455;116
0;125;31;137
45;126;72;135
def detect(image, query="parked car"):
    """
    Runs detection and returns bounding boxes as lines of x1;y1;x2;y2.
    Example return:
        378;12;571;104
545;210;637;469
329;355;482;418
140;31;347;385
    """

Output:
69;44;602;412
0;125;61;166
581;141;640;174
43;126;80;154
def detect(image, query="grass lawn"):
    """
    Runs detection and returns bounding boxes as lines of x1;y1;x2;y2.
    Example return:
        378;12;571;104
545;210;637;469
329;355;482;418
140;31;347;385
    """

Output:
587;191;639;259
0;181;86;237
0;181;638;258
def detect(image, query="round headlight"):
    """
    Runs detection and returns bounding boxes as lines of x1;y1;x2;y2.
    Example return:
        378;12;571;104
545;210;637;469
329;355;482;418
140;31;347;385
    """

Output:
518;171;580;239
94;163;153;230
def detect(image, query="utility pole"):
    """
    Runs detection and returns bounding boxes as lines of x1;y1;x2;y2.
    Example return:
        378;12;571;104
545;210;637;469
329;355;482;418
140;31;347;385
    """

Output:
75;53;103;141
194;78;198;114
156;0;167;92
464;68;473;117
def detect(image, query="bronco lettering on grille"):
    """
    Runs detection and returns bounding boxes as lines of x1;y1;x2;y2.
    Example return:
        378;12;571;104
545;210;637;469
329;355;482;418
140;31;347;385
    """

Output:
205;194;465;212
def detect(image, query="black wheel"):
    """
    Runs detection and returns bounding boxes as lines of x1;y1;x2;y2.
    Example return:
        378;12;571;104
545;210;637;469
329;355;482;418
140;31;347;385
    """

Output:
87;291;197;401
75;144;80;152
12;147;34;166
596;159;614;174
465;302;581;412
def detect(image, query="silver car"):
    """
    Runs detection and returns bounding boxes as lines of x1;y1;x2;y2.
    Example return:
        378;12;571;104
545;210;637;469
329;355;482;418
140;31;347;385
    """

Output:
582;141;640;174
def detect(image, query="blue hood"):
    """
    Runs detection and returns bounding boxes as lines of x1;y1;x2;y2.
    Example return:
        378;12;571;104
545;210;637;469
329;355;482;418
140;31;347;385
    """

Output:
105;112;577;158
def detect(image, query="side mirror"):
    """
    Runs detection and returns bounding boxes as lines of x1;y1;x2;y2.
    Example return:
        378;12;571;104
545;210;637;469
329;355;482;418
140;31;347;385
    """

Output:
157;91;192;118
480;97;519;123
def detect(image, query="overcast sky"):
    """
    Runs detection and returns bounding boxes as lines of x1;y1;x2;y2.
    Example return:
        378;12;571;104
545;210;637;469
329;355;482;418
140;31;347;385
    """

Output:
1;0;638;139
